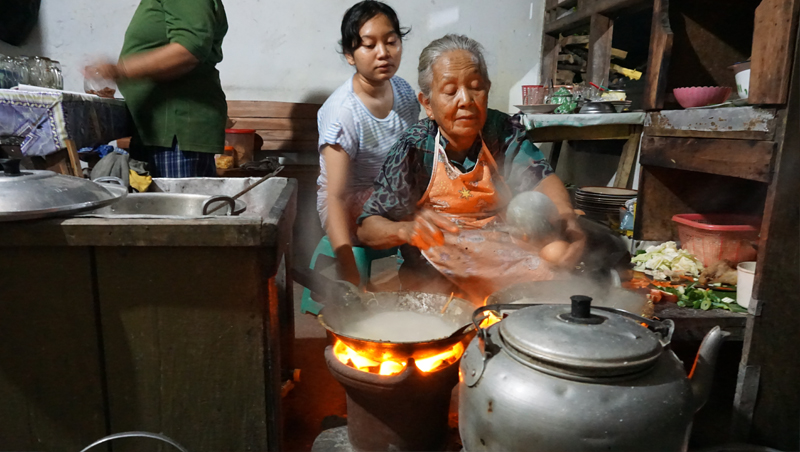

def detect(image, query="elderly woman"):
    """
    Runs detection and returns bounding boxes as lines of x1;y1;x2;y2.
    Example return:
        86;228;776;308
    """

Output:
357;34;584;302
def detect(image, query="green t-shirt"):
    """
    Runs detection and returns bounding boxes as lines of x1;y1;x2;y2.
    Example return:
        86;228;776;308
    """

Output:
119;0;228;153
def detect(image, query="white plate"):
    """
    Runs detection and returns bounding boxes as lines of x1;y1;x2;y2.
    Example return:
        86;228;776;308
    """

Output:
515;104;559;114
578;186;637;197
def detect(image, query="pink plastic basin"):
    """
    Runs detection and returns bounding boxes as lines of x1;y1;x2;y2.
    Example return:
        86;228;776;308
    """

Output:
673;87;732;108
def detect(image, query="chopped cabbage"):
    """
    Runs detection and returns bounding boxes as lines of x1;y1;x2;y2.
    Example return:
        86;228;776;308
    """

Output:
631;241;704;280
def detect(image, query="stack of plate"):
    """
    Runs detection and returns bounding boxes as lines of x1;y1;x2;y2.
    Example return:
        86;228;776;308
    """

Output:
574;187;637;224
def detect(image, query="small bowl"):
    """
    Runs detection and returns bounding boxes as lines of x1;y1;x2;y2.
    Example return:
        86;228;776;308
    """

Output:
673;86;732;108
579;101;616;114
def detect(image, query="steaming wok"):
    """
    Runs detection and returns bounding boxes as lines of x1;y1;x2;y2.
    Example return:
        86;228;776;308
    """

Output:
486;279;653;317
292;267;476;362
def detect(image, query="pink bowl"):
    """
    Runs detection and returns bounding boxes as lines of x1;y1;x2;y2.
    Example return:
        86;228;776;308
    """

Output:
673;86;732;108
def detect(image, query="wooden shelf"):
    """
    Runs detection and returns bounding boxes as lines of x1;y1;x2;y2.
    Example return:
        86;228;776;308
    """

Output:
640;136;776;182
654;303;748;342
645;108;777;141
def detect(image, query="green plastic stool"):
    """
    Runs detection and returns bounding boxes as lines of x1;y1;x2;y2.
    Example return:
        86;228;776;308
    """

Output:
300;236;400;315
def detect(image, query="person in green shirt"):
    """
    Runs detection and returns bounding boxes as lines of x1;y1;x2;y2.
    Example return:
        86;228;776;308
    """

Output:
86;0;228;177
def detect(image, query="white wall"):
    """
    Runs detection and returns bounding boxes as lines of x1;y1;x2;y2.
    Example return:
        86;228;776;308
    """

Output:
0;0;545;112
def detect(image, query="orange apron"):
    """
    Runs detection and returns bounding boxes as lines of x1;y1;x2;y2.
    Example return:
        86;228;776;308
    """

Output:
417;129;558;302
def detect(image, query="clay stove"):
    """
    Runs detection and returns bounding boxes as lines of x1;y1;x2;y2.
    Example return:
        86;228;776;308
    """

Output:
312;340;462;452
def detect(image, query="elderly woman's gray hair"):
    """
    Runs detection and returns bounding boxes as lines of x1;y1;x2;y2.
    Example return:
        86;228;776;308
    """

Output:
418;34;490;98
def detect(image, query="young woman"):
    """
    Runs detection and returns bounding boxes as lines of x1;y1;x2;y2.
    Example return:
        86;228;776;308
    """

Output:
316;1;420;286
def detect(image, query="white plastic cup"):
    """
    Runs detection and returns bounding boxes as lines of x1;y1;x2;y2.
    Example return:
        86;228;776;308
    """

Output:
736;261;756;309
735;69;750;100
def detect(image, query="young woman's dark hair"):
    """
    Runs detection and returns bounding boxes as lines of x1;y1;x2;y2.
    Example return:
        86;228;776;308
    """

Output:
339;1;410;55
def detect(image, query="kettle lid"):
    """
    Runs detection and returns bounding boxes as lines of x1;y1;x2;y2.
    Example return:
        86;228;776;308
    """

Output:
499;296;663;377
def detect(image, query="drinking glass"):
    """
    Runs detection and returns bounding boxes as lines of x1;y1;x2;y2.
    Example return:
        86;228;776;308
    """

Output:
0;55;20;89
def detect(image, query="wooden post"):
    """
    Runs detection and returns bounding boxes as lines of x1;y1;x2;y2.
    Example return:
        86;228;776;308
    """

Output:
613;126;642;188
733;21;800;451
542;34;560;86
587;14;614;86
65;139;83;177
748;0;800;104
642;0;673;110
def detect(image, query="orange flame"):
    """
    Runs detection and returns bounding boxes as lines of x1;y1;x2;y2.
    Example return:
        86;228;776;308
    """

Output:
333;340;465;376
479;311;502;329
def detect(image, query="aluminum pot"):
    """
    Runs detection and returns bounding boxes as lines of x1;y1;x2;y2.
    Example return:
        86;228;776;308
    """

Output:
459;297;729;452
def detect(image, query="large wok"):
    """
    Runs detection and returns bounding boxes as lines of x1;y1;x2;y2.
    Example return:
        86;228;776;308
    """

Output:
292;267;476;363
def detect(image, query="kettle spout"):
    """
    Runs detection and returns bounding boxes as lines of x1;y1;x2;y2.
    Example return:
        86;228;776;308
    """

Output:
689;326;731;412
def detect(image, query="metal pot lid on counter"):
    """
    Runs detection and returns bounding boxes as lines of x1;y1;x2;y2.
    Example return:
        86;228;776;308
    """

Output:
0;159;127;221
498;296;664;377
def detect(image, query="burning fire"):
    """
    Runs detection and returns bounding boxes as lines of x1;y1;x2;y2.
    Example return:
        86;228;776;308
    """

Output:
333;340;465;376
479;311;502;328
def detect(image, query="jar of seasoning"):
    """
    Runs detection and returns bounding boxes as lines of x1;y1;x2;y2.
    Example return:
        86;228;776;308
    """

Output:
215;145;236;169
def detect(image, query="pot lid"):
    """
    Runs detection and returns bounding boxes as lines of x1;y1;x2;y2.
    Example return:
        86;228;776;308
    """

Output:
499;296;662;377
0;159;127;221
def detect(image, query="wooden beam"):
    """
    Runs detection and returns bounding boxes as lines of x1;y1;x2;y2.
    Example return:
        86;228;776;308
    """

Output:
227;101;321;119
545;0;647;35
64;139;83;178
748;0;800;104
541;34;561;85
613;126;642;188
643;0;673;110
587;14;614;86
640;136;775;183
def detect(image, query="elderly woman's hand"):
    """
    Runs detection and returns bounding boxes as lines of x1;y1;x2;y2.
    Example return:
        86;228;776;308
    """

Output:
554;211;586;269
398;209;460;250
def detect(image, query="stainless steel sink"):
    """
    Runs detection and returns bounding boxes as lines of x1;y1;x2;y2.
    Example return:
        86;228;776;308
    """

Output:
87;193;246;217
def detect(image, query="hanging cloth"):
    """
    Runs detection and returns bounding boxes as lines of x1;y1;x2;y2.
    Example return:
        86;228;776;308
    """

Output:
417;129;559;302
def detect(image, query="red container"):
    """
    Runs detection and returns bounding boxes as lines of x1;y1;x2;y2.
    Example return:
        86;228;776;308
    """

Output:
522;85;545;105
672;86;732;108
671;214;761;267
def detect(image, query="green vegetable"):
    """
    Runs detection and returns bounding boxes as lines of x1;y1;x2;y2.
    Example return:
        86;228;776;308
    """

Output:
661;284;747;313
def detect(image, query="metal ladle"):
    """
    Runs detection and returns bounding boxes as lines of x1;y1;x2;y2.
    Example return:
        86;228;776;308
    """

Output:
204;166;283;215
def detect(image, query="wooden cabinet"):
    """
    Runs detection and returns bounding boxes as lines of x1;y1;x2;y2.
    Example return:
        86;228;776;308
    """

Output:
633;1;800;449
542;1;800;449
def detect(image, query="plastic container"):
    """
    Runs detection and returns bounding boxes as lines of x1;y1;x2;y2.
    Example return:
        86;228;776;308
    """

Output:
215;145;236;169
671;214;761;267
729;61;751;100
224;129;256;166
522;85;545;105
672;86;732;108
736;261;756;309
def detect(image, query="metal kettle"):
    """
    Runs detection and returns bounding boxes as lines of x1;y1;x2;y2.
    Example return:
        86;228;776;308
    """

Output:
459;296;729;452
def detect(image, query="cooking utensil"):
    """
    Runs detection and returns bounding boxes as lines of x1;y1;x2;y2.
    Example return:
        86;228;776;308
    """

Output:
0;158;127;222
203;166;283;215
292;266;476;362
459;296;730;452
